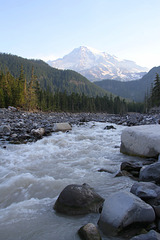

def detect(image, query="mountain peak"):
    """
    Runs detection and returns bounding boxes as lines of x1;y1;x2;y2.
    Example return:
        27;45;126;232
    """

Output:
48;46;148;81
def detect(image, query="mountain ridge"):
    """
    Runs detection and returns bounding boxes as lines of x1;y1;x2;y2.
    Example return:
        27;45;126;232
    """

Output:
48;46;148;82
94;66;160;102
0;52;108;97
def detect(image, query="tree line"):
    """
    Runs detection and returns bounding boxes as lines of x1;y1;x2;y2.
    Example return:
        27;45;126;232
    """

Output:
0;66;145;114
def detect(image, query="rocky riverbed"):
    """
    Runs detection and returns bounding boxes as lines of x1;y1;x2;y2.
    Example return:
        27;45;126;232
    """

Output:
0;107;160;145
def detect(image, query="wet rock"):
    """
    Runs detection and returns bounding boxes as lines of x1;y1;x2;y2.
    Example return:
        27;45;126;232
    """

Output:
115;170;137;179
139;162;160;184
98;191;155;236
53;183;104;215
78;223;102;240
120;161;142;178
98;168;114;174
130;230;160;240
121;161;142;172
104;125;116;130
120;125;160;158
53;122;72;132
130;181;160;219
131;182;160;200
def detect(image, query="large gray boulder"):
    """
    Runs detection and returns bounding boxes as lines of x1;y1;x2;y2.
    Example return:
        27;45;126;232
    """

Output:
130;230;160;240
98;191;155;236
53;183;104;215
120;125;160;158
131;181;160;200
53;122;72;132
139;162;160;184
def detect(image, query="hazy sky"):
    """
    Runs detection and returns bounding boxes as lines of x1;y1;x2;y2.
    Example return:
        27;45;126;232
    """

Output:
1;0;160;69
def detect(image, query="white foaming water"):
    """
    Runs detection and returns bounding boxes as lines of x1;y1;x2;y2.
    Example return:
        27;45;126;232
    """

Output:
0;122;138;240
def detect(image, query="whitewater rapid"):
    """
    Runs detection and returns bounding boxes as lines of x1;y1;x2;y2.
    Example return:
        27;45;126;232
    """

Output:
0;122;138;240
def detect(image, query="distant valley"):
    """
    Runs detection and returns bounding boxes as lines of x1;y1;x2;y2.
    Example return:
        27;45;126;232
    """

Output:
94;66;160;102
48;46;148;82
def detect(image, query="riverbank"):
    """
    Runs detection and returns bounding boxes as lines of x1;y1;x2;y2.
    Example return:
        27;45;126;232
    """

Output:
0;107;160;144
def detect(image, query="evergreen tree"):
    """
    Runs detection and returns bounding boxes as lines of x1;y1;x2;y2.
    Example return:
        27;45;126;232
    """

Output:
152;73;160;106
147;73;160;109
27;67;38;110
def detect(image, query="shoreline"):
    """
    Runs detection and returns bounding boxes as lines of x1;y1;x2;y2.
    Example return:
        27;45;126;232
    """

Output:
0;107;160;145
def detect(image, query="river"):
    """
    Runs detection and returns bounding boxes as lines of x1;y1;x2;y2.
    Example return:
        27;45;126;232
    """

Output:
0;122;140;240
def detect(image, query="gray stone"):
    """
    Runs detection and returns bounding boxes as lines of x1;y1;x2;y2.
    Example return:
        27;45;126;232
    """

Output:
120;161;142;178
130;230;160;240
120;125;160;158
78;223;102;240
121;161;142;172
53;183;104;215
139;162;160;184
131;182;160;200
104;125;116;130
98;191;155;236
0;125;11;135
31;128;45;137
53;122;72;132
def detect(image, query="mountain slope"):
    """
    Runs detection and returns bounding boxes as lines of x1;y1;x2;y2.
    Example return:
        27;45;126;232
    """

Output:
94;66;160;102
48;46;148;82
0;53;108;97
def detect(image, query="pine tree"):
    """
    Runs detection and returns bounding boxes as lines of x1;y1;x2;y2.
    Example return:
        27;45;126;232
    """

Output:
152;73;160;106
147;73;160;108
27;67;38;110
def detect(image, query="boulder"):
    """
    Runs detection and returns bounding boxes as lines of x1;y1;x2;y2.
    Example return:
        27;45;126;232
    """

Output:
130;230;160;240
120;125;160;158
31;128;45;137
98;191;155;236
131;181;160;218
139;162;160;184
78;223;102;240
121;161;142;172
120;161;142;178
53;122;72;132
131;182;160;200
53;183;104;215
104;125;116;130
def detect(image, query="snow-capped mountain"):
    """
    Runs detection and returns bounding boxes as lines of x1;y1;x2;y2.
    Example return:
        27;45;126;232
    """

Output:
47;46;148;82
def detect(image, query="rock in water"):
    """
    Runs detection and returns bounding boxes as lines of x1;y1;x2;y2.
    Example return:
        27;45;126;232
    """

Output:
53;183;104;215
139;162;160;184
130;230;160;240
78;223;102;240
53;122;72;132
120;125;160;158
131;181;160;200
98;191;155;236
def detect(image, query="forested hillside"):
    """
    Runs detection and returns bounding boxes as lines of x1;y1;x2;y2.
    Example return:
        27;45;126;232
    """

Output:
0;53;107;97
0;67;133;113
95;66;160;102
0;53;146;113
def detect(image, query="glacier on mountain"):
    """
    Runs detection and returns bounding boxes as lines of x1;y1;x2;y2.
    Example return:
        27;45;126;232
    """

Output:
47;46;148;82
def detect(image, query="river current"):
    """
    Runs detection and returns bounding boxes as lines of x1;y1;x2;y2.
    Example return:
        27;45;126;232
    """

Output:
0;122;139;240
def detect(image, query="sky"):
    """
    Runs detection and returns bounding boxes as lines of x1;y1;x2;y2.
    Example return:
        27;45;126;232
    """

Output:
0;0;160;70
